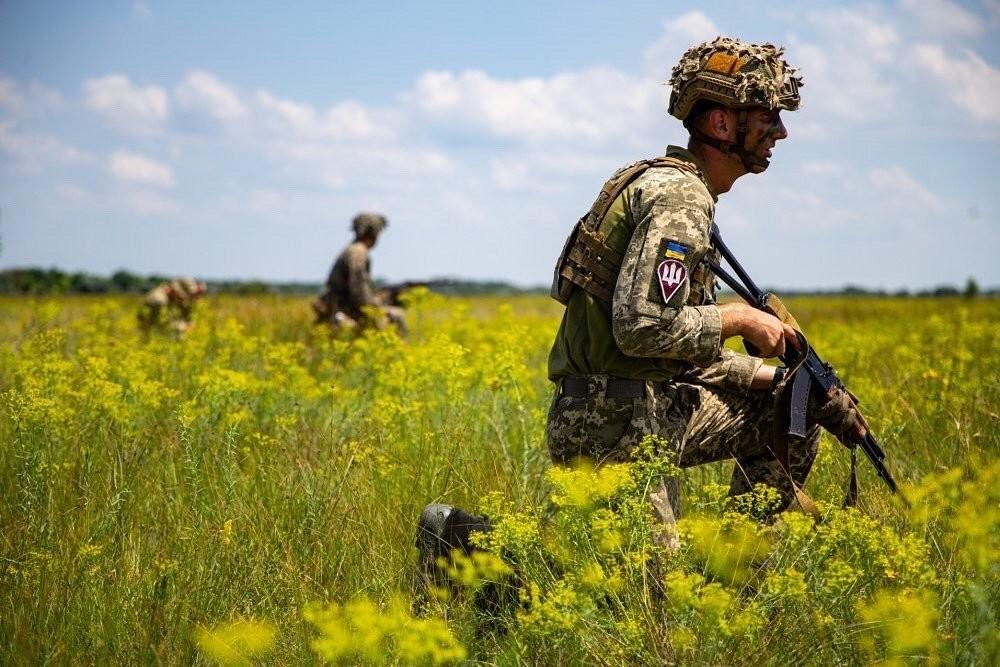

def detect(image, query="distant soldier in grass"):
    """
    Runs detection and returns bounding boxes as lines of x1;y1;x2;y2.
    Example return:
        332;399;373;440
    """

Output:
138;277;206;337
313;212;407;335
418;37;867;568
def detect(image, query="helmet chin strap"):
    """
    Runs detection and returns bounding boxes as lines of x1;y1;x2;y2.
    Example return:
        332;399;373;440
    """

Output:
687;109;770;173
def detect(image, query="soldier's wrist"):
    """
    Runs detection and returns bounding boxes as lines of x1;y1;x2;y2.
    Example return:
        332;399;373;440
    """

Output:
770;366;786;389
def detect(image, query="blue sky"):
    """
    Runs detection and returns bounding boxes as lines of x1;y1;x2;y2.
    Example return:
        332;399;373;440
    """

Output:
2;1;998;289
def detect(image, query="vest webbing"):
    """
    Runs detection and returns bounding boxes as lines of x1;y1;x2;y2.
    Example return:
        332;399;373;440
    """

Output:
552;156;704;305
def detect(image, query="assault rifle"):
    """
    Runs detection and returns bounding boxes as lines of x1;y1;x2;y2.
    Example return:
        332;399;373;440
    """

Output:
704;224;899;495
376;280;430;307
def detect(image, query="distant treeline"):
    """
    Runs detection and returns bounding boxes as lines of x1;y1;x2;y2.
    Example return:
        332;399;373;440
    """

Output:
0;268;550;297
0;267;991;298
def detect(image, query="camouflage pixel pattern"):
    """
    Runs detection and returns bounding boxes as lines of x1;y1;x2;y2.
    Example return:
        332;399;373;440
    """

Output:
546;378;820;515
138;279;201;333
668;36;803;121
325;241;377;321
547;146;808;526
610;146;723;368
318;240;407;334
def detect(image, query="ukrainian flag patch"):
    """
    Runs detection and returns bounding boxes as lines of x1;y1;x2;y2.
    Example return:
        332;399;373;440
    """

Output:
664;241;688;261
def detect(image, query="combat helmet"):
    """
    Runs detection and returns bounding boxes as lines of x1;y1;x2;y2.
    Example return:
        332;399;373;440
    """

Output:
351;211;388;238
668;36;802;172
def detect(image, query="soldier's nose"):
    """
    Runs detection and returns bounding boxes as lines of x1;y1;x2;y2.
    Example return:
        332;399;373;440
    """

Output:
774;118;788;141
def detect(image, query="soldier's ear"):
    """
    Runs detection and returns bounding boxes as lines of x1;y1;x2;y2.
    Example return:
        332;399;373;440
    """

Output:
706;108;734;141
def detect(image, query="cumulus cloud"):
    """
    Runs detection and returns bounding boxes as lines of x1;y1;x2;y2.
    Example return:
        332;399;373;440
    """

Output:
788;8;900;122
108;150;175;188
0;78;18;110
126;190;176;215
0;77;64;116
643;10;722;72
84;74;169;132
409;66;657;144
0;120;92;167
868;165;943;210
899;0;984;36
488;157;565;193
799;160;845;177
175;70;246;122
255;89;393;140
913;43;1000;122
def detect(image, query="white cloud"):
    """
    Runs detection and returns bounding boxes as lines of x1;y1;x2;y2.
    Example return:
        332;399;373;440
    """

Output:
132;2;152;18
818;8;900;62
913;43;1000;122
56;183;92;203
489;157;562;193
0;120;92;167
0;77;64;116
788;8;901;123
899;0;984;36
255;89;392;140
643;11;721;72
0;78;24;112
175;70;246;122
126;190;176;215
84;74;169;132
108;150;175;188
868;165;943;210
409;66;656;144
799;160;844;177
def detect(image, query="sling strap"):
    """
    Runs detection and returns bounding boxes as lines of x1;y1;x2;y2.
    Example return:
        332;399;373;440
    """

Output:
704;225;862;517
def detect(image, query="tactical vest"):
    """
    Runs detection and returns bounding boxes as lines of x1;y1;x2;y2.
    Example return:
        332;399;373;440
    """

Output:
551;156;703;305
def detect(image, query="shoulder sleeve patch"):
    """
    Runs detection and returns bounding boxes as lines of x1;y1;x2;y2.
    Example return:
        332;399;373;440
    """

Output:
657;259;689;304
647;238;692;307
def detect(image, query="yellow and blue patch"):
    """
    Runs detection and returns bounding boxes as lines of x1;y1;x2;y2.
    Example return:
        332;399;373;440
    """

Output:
664;241;688;261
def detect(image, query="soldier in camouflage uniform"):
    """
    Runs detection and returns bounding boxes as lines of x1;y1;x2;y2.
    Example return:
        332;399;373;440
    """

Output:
416;37;865;574
137;277;206;336
546;36;865;544
313;212;407;335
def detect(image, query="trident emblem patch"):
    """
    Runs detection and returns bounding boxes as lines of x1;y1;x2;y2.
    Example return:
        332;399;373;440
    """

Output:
657;259;688;304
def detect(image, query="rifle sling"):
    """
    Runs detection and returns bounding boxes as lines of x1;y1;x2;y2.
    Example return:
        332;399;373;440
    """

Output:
707;225;864;514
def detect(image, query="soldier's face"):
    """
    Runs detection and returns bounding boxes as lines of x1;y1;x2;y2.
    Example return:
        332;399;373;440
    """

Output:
744;108;788;170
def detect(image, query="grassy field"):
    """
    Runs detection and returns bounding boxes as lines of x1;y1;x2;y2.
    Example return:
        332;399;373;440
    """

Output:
1;292;997;665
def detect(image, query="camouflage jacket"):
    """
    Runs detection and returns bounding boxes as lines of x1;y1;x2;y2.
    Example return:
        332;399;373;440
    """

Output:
326;241;377;319
144;281;195;320
548;146;762;393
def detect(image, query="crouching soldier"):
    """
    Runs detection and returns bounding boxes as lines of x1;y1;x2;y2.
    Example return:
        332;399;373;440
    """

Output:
313;211;407;335
138;277;206;337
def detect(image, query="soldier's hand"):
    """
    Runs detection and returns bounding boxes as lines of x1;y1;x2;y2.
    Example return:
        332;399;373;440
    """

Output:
741;308;798;358
814;386;868;442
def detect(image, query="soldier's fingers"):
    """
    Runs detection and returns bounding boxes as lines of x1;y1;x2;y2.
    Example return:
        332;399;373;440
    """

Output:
854;422;867;440
783;324;800;350
773;337;785;358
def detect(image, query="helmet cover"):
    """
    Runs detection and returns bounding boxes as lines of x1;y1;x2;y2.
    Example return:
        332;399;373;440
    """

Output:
668;36;802;122
351;212;388;238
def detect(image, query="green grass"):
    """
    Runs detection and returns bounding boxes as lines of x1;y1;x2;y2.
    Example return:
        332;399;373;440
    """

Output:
1;294;997;665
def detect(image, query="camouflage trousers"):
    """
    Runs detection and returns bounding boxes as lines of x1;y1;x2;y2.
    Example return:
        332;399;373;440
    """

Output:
546;375;821;534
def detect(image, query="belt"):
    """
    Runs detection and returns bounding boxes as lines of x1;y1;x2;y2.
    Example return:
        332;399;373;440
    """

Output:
561;376;646;399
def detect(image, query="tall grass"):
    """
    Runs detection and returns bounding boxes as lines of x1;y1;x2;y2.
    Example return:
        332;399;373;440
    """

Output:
1;293;997;664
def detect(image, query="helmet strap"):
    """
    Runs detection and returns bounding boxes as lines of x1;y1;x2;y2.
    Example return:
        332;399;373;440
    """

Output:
733;109;769;173
688;109;770;173
687;123;738;155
